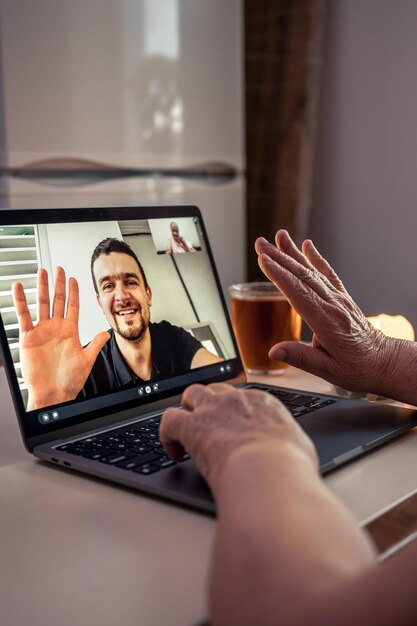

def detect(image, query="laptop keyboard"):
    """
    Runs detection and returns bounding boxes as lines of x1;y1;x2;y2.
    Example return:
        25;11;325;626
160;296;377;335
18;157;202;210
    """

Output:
255;387;337;419
56;389;337;475
55;415;186;475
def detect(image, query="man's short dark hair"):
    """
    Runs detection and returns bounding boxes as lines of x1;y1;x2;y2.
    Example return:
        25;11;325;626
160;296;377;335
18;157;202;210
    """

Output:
91;238;149;294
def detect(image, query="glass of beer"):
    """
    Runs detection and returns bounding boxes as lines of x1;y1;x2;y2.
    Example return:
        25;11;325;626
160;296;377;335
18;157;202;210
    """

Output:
229;282;301;375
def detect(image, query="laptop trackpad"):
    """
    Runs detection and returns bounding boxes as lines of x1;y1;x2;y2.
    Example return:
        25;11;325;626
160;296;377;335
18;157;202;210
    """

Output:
298;415;390;468
304;398;415;430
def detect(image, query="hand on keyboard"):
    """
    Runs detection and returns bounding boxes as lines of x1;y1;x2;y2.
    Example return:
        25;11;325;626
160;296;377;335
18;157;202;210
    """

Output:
160;383;318;496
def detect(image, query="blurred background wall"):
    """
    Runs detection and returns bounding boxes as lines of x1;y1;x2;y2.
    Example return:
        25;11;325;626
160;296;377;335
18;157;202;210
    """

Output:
2;0;417;330
245;0;324;281
311;0;417;329
245;0;417;331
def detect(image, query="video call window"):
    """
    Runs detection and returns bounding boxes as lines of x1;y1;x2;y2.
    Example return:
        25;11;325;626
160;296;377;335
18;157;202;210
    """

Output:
0;218;236;413
149;217;202;254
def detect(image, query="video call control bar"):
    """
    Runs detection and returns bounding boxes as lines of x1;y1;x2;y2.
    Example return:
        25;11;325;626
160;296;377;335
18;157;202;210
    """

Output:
38;362;235;426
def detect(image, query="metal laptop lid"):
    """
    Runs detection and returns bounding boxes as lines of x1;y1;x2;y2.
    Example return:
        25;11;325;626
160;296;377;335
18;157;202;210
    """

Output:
0;205;245;451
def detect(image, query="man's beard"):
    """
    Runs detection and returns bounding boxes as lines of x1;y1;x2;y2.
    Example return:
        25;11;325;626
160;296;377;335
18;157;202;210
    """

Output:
113;311;149;342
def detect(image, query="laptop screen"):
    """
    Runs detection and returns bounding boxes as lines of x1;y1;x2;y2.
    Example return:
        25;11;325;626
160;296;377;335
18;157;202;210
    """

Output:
0;206;241;439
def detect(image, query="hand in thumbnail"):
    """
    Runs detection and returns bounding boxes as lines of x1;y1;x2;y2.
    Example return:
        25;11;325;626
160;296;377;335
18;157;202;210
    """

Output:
13;267;110;410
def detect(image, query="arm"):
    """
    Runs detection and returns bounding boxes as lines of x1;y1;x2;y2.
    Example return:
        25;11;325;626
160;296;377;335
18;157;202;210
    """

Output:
256;231;417;406
215;447;417;626
13;266;109;410
181;237;196;252
160;384;400;626
190;347;223;368
179;236;196;252
211;448;376;626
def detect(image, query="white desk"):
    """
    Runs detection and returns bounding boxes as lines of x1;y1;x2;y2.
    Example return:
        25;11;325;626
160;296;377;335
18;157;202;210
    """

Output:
1;366;417;626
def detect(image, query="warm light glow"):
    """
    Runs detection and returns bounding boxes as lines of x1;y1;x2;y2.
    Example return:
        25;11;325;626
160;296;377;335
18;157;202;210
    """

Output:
367;314;415;341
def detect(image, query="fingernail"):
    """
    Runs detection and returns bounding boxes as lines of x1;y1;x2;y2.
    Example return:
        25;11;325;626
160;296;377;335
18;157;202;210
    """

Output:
271;348;287;361
255;237;268;251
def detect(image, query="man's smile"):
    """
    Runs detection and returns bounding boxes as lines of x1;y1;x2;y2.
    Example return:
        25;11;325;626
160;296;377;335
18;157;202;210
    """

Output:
114;307;138;320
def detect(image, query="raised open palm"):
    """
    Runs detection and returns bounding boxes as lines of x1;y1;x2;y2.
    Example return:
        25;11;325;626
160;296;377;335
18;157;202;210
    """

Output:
13;267;109;410
255;231;392;395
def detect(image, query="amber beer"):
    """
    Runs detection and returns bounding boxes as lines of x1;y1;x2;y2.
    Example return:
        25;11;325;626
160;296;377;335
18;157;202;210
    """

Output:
229;282;301;374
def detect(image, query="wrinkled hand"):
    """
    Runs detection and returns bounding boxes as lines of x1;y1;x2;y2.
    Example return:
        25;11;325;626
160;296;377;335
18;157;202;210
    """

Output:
255;230;396;394
160;383;317;495
13;267;110;410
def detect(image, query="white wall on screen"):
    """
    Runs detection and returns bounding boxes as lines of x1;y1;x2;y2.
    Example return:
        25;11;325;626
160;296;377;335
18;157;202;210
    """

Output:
173;249;234;357
45;221;122;345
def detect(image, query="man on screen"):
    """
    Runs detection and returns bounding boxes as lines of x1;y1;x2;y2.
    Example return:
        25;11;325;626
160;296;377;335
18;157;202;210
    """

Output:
12;238;222;411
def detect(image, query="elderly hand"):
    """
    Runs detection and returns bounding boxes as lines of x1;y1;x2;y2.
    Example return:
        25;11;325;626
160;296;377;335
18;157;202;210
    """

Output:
160;382;318;496
255;230;400;396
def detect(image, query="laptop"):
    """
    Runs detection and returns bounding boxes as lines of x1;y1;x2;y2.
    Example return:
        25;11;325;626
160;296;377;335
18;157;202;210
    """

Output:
1;204;417;515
